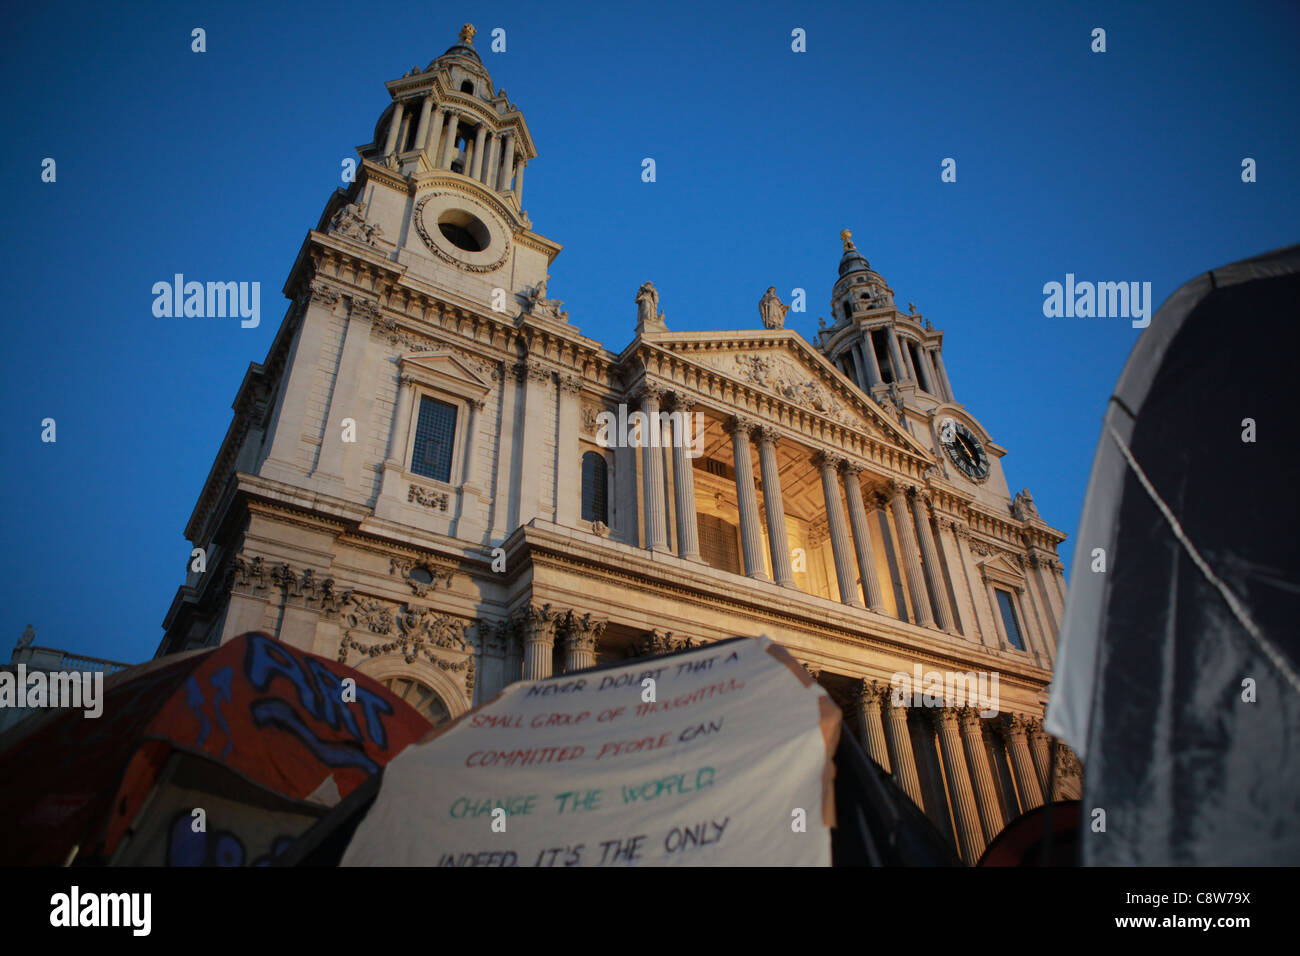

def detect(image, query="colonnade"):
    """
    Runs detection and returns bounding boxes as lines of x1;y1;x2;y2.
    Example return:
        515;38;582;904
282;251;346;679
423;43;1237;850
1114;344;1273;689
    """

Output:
632;385;966;635
384;95;525;197
854;681;1062;863
836;325;955;403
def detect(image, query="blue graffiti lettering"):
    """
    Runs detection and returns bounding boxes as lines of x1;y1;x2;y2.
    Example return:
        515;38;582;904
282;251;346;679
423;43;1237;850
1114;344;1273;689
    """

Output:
249;698;379;774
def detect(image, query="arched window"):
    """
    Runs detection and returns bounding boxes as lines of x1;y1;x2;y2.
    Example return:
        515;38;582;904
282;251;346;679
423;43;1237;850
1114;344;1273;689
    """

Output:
460;80;474;94
382;676;452;726
581;451;608;523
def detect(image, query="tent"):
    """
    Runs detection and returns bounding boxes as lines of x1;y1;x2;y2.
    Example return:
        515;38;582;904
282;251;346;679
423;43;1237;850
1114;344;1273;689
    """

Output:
283;636;959;866
0;632;431;865
1046;243;1300;864
977;801;1081;867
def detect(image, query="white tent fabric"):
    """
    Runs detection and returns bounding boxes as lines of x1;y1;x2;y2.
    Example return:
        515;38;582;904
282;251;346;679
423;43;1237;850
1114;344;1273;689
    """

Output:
341;637;842;867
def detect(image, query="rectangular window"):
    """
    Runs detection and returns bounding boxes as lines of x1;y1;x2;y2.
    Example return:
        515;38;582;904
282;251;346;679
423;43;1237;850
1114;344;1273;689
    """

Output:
411;396;456;482
697;512;741;576
995;589;1025;650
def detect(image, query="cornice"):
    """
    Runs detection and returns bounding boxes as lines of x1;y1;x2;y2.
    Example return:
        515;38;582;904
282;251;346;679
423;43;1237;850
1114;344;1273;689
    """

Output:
515;523;1052;691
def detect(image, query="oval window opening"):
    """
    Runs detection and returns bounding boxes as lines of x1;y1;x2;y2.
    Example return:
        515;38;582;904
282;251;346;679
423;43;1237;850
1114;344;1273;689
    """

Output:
409;567;433;586
437;209;490;252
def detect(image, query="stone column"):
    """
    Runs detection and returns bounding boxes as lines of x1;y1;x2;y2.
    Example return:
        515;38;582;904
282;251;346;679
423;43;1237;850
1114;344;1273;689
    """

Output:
669;398;701;560
931;708;985;864
886;327;906;383
1028;554;1063;657
454;398;485;539
482;132;500;186
470;125;487;180
910;490;956;633
815;451;862;606
313;297;375;482
385;374;416;465
932;349;955;401
413;94;434;154
1002;715;1045;812
888;482;934;626
863;334;884;387
881;702;924;806
756;427;795;586
498;133;516;190
490;363;520;539
383;100;407;156
841;463;887;611
516;604;560;681
555;376;582;527
725;418;768;579
845;347;864;389
439;109;460;168
900;337;919;383
1052;559;1068;609
922;349;942;397
858;341;880;389
562;612;605;673
912;345;935;393
459;400;482;486
958;707;1005;846
954;524;999;647
1027;717;1053;800
515;160;525;200
933;517;975;640
639;385;670;553
856;681;891;771
516;360;551;527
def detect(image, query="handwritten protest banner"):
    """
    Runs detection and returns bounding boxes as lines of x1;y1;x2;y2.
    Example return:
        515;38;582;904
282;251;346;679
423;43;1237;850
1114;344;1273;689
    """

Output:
342;636;841;866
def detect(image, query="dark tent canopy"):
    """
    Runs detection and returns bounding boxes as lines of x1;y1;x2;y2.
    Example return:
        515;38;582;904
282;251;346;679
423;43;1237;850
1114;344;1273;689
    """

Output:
1047;243;1300;865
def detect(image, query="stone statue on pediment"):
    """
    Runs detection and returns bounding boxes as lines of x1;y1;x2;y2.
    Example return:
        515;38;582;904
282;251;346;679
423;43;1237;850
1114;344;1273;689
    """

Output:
635;281;666;333
329;200;382;246
759;286;790;330
524;273;568;323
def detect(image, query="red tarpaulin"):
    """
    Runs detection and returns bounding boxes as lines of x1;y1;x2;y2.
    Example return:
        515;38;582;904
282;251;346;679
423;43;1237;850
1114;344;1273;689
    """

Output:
0;632;431;865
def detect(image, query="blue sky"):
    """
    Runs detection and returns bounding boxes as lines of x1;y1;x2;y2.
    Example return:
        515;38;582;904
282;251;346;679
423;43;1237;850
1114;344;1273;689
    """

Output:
2;0;1297;665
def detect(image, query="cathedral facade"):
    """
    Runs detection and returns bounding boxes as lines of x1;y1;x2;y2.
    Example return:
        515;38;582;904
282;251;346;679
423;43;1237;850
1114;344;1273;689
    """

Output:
159;25;1078;863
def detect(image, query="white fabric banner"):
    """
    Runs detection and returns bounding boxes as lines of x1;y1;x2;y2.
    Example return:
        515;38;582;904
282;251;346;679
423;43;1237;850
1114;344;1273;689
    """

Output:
343;637;840;867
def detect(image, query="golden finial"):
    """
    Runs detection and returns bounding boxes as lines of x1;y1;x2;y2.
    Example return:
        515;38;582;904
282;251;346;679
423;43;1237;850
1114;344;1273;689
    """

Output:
459;23;476;44
840;228;854;250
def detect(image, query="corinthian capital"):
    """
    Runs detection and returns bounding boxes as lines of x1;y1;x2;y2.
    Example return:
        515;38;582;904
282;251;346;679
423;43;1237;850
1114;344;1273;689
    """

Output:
513;603;560;642
1000;713;1029;737
724;415;755;437
562;611;607;652
859;680;889;707
636;381;667;405
812;449;845;471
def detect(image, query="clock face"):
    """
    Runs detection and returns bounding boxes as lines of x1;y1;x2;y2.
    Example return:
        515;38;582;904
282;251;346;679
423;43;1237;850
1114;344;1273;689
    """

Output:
941;421;990;481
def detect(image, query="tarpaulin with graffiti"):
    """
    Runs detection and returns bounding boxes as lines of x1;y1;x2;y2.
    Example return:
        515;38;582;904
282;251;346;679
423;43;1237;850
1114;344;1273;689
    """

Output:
0;632;431;865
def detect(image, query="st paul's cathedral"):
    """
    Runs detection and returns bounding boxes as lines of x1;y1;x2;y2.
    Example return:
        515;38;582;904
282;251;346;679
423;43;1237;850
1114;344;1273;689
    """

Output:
159;25;1079;863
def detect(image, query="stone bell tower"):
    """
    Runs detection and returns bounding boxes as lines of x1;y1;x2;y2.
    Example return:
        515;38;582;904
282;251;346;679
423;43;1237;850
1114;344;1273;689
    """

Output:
323;23;562;315
816;229;958;414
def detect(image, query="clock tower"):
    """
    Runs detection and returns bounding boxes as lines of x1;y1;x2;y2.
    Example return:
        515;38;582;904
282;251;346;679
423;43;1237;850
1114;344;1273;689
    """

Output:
815;230;1011;512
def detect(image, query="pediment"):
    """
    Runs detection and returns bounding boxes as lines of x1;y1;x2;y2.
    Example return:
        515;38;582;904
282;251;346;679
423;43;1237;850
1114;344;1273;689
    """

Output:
656;332;930;456
400;350;492;399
